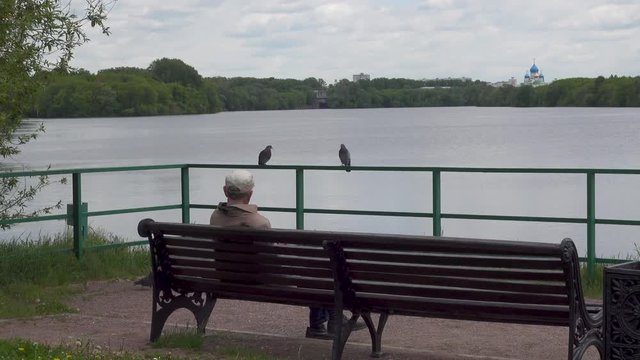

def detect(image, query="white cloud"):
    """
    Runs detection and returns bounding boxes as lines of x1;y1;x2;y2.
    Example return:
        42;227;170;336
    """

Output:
589;4;640;30
69;0;640;82
418;0;458;10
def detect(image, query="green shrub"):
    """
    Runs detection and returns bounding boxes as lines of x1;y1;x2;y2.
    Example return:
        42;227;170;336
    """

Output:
0;229;149;318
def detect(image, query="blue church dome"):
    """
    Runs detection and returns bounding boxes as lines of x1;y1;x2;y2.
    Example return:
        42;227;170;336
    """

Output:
530;63;539;73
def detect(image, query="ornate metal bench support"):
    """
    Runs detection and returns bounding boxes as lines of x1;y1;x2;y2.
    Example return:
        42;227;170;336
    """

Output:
361;312;388;358
572;330;604;360
149;287;216;342
141;220;217;342
562;239;604;360
331;308;359;359
326;240;383;359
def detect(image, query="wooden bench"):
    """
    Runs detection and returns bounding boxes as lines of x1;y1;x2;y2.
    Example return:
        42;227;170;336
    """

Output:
137;219;603;360
137;219;336;342
322;235;603;360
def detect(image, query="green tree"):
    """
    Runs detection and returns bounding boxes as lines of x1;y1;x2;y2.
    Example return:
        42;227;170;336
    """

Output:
515;85;534;107
0;0;114;227
148;58;203;87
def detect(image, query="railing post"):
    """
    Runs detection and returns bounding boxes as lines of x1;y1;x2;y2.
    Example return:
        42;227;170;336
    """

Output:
587;171;596;282
72;172;84;259
432;170;442;236
296;168;304;229
181;167;190;224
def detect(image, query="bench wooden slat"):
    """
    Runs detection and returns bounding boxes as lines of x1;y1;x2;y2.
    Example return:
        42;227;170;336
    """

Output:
359;294;570;326
336;237;562;256
347;262;566;281
164;235;326;257
210;243;324;258
351;282;569;305
344;250;562;270
167;246;214;258
171;258;334;278
174;277;334;306
172;267;334;289
159;225;326;246
167;247;330;268
152;223;562;255
164;236;215;249
350;271;567;294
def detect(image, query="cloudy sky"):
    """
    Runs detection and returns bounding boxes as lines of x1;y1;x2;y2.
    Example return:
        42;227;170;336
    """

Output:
71;0;640;83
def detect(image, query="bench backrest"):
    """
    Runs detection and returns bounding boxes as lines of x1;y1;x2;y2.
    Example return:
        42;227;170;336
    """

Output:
139;220;585;328
323;235;583;327
139;221;336;308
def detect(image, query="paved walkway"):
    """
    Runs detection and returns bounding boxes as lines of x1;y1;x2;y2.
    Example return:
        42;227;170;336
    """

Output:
0;280;601;359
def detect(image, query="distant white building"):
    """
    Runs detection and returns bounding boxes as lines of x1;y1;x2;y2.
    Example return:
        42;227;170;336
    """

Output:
523;60;545;86
422;77;472;82
353;73;370;82
490;77;518;88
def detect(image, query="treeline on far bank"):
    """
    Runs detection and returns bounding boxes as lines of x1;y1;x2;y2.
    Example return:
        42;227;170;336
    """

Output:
27;58;640;118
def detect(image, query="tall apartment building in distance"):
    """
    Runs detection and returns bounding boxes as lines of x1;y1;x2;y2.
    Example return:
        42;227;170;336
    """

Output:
353;73;370;81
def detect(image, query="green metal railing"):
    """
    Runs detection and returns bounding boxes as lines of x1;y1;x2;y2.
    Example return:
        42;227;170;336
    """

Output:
2;163;639;281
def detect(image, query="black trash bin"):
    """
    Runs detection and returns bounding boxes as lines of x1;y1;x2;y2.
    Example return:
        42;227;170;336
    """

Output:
605;261;640;359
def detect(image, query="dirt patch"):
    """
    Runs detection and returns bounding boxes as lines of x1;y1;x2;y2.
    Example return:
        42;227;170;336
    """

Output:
0;280;601;359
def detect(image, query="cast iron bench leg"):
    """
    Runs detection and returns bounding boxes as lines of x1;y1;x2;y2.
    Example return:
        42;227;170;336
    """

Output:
336;313;362;359
362;312;388;358
331;307;347;359
569;328;605;360
572;330;604;360
195;292;216;335
150;289;217;342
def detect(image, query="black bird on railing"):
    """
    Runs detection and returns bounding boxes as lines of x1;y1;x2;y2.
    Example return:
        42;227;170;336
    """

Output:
339;144;351;172
258;145;273;165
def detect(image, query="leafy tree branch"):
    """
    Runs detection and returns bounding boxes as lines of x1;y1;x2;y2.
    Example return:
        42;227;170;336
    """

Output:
0;0;115;227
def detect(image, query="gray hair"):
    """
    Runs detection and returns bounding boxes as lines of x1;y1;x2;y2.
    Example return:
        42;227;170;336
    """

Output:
225;170;255;199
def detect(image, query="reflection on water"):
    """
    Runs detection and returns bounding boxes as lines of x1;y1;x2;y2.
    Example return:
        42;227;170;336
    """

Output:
3;107;640;258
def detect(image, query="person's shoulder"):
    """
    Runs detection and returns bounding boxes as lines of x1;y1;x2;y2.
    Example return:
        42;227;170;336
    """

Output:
256;213;271;229
249;211;271;228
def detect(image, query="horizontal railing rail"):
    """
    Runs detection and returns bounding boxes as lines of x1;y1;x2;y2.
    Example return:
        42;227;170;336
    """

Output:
2;163;640;281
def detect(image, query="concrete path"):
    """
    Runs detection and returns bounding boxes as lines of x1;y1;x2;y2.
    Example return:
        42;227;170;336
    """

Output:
0;280;601;360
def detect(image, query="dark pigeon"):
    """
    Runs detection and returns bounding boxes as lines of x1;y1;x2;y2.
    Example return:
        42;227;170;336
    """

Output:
134;272;153;287
339;144;351;172
258;145;273;165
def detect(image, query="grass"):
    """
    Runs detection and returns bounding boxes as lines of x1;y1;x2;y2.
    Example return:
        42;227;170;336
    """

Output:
0;338;189;360
151;327;203;350
0;228;149;318
580;246;640;299
581;263;606;299
217;346;282;360
0;338;284;360
151;328;281;359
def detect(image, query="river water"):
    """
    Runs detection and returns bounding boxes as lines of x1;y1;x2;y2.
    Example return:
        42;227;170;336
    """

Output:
4;107;640;259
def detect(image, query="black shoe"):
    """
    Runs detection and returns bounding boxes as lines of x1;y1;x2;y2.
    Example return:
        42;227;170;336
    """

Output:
305;325;334;340
327;315;367;333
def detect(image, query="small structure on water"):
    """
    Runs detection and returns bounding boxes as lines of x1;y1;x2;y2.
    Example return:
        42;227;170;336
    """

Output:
313;89;328;108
